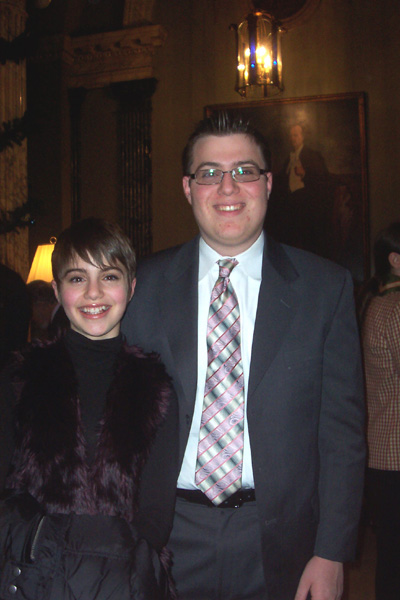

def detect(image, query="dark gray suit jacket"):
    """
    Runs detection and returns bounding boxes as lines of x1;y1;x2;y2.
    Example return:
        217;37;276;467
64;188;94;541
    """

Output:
122;234;365;599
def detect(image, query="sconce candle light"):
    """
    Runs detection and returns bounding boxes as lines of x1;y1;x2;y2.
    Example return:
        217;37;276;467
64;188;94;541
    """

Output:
26;237;57;283
233;11;283;97
34;0;52;8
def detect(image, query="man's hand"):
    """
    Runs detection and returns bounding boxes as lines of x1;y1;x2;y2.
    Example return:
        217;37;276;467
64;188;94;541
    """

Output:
294;556;343;600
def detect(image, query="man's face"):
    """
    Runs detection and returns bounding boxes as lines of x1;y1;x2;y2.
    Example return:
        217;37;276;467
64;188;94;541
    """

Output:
289;125;304;151
182;134;272;256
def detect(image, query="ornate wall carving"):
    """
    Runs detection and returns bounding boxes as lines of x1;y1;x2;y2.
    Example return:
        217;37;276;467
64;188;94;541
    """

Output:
68;25;166;89
28;1;165;256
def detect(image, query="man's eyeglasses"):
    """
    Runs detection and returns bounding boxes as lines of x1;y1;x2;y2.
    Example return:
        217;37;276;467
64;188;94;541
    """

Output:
189;165;267;185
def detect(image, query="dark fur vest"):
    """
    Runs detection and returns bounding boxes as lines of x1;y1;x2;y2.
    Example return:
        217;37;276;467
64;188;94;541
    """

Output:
6;340;173;523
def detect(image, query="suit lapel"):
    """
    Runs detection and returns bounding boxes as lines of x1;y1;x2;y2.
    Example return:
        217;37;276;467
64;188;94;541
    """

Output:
248;236;299;398
157;235;300;411
159;238;200;412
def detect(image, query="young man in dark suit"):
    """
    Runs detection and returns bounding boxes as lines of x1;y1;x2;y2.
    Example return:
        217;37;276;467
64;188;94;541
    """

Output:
122;113;365;600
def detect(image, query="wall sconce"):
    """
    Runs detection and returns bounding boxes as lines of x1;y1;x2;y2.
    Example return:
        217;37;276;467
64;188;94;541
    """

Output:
26;237;57;283
232;11;283;98
34;0;52;8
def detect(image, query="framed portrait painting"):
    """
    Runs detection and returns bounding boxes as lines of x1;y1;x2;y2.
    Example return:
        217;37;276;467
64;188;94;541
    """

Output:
205;93;369;283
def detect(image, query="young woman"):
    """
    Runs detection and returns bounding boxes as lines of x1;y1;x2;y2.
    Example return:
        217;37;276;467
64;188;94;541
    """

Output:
0;218;179;599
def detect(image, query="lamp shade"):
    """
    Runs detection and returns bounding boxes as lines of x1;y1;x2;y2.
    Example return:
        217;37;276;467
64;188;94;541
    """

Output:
26;240;56;283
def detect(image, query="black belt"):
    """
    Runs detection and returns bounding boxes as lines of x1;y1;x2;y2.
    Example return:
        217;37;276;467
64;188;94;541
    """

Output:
176;488;256;508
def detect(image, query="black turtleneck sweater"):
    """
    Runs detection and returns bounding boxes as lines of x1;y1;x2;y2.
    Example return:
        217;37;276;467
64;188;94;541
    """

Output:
64;328;122;463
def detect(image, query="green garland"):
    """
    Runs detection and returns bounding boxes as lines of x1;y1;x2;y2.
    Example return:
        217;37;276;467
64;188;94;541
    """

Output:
0;199;37;236
0;114;28;153
0;115;34;235
0;25;37;235
0;29;37;65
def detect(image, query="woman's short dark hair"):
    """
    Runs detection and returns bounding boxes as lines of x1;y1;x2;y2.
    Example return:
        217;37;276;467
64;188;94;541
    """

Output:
373;221;400;281
52;218;136;286
182;111;271;175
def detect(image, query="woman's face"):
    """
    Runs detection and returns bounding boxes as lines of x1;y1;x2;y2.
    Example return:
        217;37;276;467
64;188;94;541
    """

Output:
52;254;135;341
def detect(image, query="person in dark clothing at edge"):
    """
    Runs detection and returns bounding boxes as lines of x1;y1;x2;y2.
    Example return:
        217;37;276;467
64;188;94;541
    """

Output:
0;218;179;600
0;263;30;370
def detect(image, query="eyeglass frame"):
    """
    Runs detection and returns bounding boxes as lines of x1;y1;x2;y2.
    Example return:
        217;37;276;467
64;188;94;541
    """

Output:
189;165;268;185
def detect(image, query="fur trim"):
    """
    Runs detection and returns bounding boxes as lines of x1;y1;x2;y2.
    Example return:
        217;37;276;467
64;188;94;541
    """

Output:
160;547;178;600
7;341;173;522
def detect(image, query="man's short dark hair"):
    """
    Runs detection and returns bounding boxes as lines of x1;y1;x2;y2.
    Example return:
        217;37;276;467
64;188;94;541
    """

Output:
182;111;271;175
52;218;136;286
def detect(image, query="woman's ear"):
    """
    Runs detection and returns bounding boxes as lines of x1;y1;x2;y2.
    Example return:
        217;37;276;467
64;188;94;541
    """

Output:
388;252;400;269
129;278;136;301
51;279;60;303
388;252;400;275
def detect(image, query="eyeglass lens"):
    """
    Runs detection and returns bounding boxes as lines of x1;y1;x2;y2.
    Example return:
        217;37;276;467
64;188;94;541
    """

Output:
194;166;261;184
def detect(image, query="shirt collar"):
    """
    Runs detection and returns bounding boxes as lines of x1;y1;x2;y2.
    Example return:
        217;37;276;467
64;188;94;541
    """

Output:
290;144;303;160
199;232;264;280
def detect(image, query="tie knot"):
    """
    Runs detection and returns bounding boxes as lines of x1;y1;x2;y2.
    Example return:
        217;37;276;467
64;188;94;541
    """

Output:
218;258;238;279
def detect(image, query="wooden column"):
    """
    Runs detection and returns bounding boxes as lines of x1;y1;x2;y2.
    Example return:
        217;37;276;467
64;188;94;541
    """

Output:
69;87;86;223
0;0;28;277
113;79;157;259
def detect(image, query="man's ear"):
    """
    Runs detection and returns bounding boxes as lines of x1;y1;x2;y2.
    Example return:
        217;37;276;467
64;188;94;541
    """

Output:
266;172;273;197
51;279;60;303
183;176;192;205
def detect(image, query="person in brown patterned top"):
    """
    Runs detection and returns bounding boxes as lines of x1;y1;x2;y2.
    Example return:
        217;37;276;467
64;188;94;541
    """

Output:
362;221;400;600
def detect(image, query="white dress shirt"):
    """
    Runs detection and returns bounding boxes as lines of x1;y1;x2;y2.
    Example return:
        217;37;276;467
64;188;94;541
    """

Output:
177;232;264;490
287;143;305;193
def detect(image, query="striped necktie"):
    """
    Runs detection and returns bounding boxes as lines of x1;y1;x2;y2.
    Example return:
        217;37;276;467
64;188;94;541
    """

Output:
195;258;244;505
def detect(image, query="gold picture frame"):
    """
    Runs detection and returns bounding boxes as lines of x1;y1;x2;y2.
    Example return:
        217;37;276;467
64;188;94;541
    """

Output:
205;92;369;282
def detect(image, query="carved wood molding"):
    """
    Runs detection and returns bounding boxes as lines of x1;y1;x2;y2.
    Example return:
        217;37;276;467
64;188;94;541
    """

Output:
29;33;74;66
68;25;166;89
30;24;167;89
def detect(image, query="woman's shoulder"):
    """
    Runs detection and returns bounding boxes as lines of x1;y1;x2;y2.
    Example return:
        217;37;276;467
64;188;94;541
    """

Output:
121;343;170;374
118;343;175;414
363;291;400;334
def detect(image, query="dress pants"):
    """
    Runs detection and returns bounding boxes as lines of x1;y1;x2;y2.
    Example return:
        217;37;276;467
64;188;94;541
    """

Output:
168;496;267;600
366;468;400;600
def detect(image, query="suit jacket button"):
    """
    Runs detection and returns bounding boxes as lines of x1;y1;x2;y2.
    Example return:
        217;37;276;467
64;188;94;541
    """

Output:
13;567;21;577
9;584;18;594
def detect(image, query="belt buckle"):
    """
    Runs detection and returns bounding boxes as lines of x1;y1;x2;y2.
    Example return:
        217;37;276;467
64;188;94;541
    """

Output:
219;492;243;509
233;493;244;508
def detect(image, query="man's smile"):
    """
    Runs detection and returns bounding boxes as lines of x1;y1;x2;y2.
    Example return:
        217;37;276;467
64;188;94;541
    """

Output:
214;203;244;213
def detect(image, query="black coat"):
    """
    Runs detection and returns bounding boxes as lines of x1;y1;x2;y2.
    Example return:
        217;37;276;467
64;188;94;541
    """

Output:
0;339;179;599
